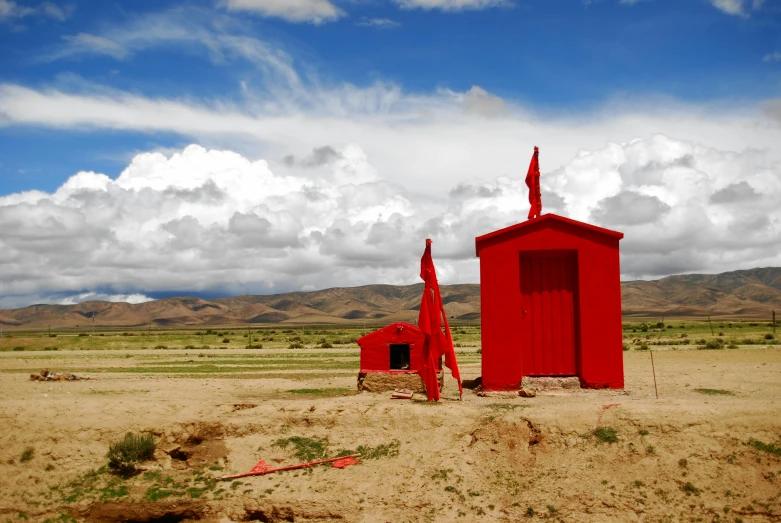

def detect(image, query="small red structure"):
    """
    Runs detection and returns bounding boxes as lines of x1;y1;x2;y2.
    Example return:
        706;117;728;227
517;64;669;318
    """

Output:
475;213;624;391
357;322;440;375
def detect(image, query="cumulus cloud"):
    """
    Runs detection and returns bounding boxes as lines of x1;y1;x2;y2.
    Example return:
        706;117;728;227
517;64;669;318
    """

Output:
220;0;344;24
1;135;780;308
2;9;781;307
590;191;671;226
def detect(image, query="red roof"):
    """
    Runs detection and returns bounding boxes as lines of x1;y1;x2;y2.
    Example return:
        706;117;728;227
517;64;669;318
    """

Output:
475;213;624;257
356;322;422;347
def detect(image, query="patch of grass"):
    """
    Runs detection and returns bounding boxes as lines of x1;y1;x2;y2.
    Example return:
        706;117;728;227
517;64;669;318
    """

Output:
337;440;401;460
593;426;618;443
638;429;649;436
20;447;34;462
143;470;163;481
43;515;76;523
99;482;130;501
747;438;781;456
357;440;401;460
431;468;453;481
700;339;724;350
681;482;700;496
526;507;535;517
107;432;155;476
273;436;329;461
694;388;734;396
144;485;185;501
487;403;527;412
286;388;352;397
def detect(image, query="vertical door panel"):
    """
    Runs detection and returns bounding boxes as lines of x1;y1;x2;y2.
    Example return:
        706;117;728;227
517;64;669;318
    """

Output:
519;252;577;375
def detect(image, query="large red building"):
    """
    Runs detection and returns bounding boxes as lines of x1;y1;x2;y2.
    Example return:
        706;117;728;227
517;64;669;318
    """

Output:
475;213;624;391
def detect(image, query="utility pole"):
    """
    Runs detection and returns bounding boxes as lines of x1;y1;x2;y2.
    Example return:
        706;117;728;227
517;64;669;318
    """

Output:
247;324;251;349
707;315;714;336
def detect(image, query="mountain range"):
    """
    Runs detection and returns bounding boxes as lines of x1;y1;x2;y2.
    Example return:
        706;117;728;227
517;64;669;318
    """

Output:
1;267;779;329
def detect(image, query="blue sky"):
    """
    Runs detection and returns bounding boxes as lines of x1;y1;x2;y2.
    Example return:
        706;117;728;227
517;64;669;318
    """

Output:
1;0;781;306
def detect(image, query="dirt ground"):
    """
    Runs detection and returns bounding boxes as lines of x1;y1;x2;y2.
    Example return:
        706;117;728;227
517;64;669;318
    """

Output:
0;347;780;522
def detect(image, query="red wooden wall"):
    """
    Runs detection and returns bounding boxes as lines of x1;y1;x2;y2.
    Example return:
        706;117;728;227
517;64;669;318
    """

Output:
357;322;438;374
476;214;624;390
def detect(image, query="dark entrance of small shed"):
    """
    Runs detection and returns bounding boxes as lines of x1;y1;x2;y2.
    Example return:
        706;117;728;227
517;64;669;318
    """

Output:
389;343;411;370
519;251;578;376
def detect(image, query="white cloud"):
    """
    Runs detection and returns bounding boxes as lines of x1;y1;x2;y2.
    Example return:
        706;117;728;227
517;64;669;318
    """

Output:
1;135;780;308
0;0;71;20
220;0;344;24
2;80;780;199
2;10;781;306
0;0;34;18
40;2;72;21
392;0;510;11
764;52;781;62
711;0;746;15
356;17;400;28
61;33;129;60
58;292;153;305
709;0;765;16
46;8;303;93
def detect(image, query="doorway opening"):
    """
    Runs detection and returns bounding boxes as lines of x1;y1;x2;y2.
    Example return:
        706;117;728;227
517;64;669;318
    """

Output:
390;344;411;370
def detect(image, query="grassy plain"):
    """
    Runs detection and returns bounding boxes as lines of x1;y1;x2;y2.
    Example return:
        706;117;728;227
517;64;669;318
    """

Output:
0;321;779;522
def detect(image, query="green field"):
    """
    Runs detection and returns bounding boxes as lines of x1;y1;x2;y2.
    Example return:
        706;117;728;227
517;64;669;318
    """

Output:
0;320;775;379
621;319;778;349
0;325;484;378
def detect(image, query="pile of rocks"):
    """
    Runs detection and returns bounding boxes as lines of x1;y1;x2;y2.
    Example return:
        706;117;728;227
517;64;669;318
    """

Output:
29;369;93;381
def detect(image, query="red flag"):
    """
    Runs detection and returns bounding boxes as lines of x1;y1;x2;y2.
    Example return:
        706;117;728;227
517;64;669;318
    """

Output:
525;146;542;219
417;239;463;401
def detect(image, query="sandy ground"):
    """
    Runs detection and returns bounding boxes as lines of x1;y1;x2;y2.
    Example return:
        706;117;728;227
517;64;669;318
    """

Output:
0;347;780;522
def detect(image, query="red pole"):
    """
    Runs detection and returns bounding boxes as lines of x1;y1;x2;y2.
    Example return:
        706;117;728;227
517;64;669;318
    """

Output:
219;454;361;481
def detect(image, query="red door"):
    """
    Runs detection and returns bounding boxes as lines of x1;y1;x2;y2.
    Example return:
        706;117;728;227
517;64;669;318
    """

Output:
519;251;578;376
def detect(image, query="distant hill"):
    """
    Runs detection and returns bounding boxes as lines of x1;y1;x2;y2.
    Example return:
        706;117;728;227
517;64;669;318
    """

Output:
1;267;780;329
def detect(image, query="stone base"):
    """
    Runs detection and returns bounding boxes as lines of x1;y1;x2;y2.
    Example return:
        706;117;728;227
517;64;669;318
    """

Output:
357;371;444;394
521;376;581;391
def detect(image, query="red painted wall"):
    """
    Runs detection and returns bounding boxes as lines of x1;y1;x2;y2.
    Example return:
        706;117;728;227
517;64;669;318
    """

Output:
357;322;440;374
476;214;624;390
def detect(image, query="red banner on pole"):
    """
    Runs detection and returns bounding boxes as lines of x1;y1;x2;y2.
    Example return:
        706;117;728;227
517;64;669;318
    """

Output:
417;239;463;401
525;146;542;219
